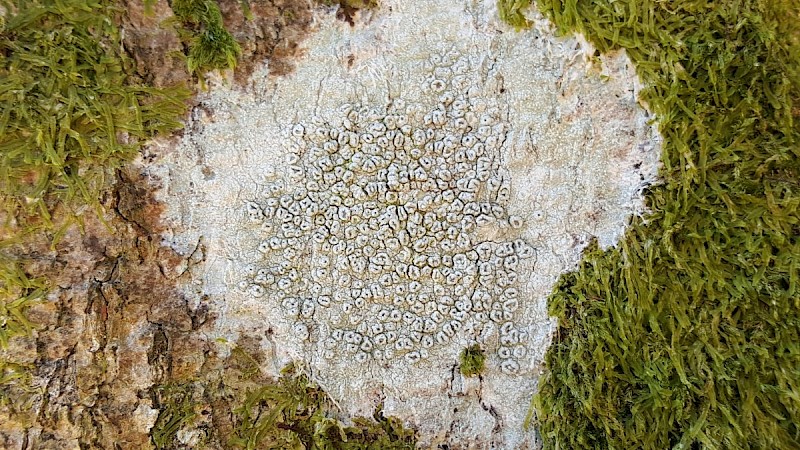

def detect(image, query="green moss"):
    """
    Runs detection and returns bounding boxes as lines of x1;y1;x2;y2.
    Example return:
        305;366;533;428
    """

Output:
239;0;254;21
143;0;157;15
0;261;41;420
151;383;199;449
496;0;800;448
498;0;532;31
0;260;45;348
170;0;241;78
0;0;189;424
459;344;486;377
149;359;417;449
0;357;35;415
230;345;262;381
0;0;189;230
230;364;416;450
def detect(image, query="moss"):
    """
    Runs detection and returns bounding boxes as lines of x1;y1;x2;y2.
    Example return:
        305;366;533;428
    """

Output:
229;345;262;381
239;0;254;21
0;262;39;419
498;0;532;31
0;0;189;231
230;363;416;450
0;358;34;405
0;260;45;348
496;0;800;448
0;0;189;425
151;383;200;449
149;354;417;450
318;0;379;10
459;344;486;377
170;0;242;78
143;0;157;15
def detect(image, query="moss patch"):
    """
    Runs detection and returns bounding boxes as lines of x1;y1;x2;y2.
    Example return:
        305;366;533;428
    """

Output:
150;359;417;450
459;344;486;378
498;0;532;31
497;0;800;448
0;0;189;433
230;364;416;449
0;260;45;349
0;0;189;230
170;0;242;78
152;383;200;449
0;358;34;410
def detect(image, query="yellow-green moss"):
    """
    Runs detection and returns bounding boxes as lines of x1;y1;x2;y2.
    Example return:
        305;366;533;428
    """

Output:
152;383;199;450
170;0;242;78
497;0;800;448
498;0;532;30
150;362;417;449
0;0;189;231
230;364;416;450
459;344;486;377
0;260;45;348
0;0;189;416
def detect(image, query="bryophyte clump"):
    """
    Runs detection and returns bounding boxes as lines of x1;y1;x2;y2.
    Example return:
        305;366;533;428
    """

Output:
242;51;537;373
459;344;486;377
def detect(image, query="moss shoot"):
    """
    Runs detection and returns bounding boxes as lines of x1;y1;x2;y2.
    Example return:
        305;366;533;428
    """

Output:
0;260;45;349
497;0;800;448
459;344;486;377
152;383;199;450
498;0;532;31
170;0;242;78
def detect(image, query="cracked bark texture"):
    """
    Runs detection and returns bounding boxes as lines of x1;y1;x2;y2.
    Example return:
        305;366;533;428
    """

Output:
0;168;216;449
120;0;318;89
0;168;282;450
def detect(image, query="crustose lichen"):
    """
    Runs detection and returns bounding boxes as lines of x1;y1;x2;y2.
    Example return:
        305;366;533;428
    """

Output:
243;50;538;374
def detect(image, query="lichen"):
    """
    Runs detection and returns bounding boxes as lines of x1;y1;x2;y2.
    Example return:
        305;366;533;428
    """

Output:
243;50;538;373
159;0;662;444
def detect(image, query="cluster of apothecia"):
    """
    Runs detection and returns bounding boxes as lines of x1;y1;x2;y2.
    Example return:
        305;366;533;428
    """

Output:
241;52;536;374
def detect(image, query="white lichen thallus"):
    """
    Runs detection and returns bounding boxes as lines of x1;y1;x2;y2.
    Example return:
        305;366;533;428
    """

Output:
243;51;537;374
